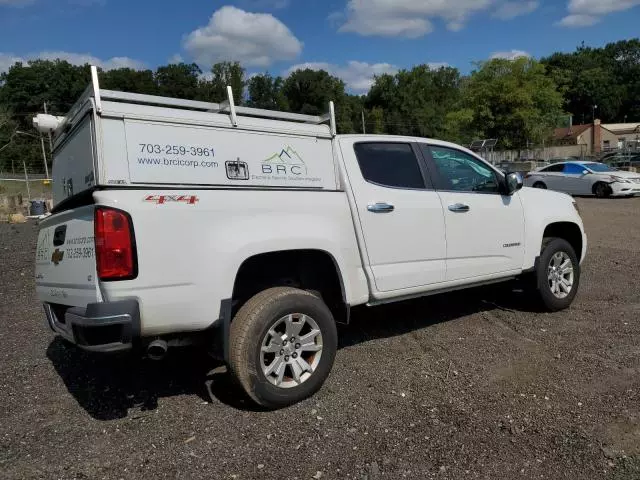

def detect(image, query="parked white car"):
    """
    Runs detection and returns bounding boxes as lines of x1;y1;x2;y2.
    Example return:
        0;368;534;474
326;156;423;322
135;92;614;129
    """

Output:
34;67;587;409
524;161;640;197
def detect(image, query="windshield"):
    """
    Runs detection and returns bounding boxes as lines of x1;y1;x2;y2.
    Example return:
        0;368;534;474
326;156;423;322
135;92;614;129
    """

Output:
584;162;616;173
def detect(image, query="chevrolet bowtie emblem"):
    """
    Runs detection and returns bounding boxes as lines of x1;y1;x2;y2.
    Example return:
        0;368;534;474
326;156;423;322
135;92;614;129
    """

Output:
51;248;64;265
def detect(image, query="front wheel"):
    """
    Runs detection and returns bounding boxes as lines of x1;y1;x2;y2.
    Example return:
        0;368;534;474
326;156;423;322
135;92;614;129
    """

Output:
532;181;547;189
536;238;580;311
593;182;611;198
228;287;337;409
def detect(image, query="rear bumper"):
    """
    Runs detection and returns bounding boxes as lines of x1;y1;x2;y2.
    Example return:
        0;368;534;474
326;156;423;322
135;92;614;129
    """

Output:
44;299;140;353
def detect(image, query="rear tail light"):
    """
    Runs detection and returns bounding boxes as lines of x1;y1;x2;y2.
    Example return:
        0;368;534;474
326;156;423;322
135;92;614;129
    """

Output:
94;207;137;280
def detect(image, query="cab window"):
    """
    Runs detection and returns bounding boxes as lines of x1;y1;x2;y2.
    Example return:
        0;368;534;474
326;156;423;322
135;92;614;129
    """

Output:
425;145;500;193
353;143;427;189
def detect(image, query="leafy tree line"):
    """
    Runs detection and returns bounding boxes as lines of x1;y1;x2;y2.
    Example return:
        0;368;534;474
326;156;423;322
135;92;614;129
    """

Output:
1;38;638;173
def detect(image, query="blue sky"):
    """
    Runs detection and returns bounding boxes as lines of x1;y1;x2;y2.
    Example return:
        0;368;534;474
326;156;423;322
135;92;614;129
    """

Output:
1;0;639;92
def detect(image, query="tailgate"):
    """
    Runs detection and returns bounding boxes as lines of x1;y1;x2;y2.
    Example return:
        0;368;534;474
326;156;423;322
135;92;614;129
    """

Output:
35;206;100;307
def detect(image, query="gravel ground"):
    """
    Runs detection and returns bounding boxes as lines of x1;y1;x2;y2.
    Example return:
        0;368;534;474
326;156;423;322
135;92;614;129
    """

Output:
1;197;639;480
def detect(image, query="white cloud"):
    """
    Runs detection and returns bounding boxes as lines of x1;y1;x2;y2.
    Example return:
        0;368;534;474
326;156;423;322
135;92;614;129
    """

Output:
425;62;451;69
493;1;539;19
0;51;145;74
490;49;531;60
0;53;23;73
559;0;640;27
168;53;184;64
285;61;400;93
183;6;302;68
337;0;495;37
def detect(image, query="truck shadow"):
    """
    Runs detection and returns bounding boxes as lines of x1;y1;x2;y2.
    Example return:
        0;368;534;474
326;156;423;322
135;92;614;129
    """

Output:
46;283;544;418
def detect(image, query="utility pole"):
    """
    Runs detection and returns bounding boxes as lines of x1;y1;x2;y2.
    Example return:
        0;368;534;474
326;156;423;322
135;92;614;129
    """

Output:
44;102;53;152
23;159;31;203
15;130;49;180
39;134;49;179
43;102;52;178
361;110;366;134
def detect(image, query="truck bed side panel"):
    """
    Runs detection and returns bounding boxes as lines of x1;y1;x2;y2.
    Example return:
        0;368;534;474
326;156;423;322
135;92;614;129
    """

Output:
93;189;369;336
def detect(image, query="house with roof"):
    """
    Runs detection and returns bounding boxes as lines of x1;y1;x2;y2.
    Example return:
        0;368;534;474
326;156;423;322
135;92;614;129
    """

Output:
601;122;640;150
552;119;618;157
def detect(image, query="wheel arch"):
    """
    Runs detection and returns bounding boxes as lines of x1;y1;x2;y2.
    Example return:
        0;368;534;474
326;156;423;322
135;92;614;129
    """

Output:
231;249;349;324
542;222;583;260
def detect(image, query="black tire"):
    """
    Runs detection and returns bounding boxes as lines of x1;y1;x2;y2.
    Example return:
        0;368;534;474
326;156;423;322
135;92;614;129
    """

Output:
536;238;580;312
593;182;611;198
228;287;337;409
532;181;547;189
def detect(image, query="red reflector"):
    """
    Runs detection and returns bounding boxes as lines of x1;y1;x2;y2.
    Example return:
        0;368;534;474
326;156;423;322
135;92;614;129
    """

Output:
94;208;137;280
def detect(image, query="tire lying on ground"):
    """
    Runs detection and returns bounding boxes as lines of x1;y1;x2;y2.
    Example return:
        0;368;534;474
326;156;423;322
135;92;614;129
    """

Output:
228;287;337;409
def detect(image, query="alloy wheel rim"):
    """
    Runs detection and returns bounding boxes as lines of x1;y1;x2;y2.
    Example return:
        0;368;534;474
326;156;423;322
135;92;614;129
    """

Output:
260;313;323;389
547;251;574;299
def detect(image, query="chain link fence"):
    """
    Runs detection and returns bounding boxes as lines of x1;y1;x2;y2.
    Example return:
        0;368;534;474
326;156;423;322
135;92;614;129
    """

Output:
0;171;52;217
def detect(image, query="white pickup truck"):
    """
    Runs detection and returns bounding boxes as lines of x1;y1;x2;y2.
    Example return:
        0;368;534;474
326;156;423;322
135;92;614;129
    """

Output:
34;67;586;408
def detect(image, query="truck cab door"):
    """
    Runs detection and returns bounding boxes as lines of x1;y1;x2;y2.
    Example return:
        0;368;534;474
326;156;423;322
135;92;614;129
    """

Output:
422;144;525;282
338;139;447;294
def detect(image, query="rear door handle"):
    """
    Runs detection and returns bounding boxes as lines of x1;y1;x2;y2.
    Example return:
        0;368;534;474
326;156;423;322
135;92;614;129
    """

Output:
367;202;395;213
448;203;470;213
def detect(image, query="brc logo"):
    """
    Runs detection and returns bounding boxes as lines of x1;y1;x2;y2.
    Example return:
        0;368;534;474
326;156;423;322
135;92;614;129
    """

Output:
144;195;199;205
261;164;305;175
261;146;307;176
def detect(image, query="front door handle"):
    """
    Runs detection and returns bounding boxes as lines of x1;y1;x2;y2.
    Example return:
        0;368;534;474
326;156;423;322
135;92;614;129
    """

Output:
448;203;470;213
367;202;395;213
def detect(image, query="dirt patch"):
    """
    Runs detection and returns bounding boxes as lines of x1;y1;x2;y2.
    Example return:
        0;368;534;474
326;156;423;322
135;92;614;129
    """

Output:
1;197;639;479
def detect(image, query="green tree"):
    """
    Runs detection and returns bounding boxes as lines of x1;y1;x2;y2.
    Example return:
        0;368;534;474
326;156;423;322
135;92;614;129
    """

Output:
283;69;346;116
0;60;90;126
155;63;201;100
366;65;461;138
101;68;158;95
603;39;640;121
542;41;634;123
368;106;385;134
198;62;245;104
247;73;289;111
451;57;564;150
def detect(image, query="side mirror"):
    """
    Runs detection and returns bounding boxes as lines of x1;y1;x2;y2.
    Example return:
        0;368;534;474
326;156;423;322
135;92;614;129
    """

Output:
582;170;589;175
505;172;523;195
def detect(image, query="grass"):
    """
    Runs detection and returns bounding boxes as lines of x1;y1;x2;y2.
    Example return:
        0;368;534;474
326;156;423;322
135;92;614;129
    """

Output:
0;179;52;199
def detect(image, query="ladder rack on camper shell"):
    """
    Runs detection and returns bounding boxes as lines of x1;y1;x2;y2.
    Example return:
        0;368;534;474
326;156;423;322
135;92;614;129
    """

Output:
37;66;342;204
45;66;337;144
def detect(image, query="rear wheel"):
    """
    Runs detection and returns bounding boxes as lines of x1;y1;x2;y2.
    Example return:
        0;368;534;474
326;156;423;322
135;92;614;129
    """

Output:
228;287;337;409
532;181;547;189
535;238;580;311
593;182;611;198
